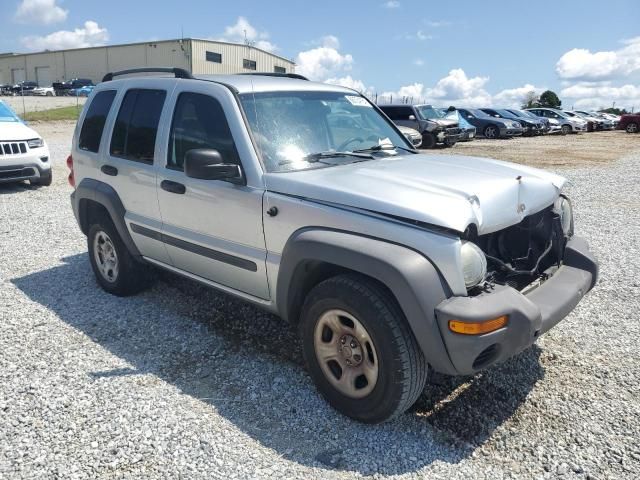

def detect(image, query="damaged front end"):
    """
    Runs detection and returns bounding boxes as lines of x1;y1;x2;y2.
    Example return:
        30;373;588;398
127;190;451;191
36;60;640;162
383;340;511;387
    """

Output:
465;196;574;293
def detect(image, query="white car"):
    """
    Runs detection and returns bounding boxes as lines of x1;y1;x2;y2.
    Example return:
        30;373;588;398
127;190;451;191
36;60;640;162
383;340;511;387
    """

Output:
32;86;55;97
0;100;51;186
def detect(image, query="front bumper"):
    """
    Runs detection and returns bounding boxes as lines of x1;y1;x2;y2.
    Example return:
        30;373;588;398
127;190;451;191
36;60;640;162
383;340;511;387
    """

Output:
0;146;51;183
499;127;523;137
435;236;597;375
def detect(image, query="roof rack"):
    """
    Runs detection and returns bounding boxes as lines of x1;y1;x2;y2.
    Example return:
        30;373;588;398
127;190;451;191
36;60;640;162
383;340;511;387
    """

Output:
238;72;309;81
102;67;193;82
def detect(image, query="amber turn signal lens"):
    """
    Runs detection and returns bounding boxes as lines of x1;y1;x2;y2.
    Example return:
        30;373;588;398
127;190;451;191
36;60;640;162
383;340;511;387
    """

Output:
448;315;508;335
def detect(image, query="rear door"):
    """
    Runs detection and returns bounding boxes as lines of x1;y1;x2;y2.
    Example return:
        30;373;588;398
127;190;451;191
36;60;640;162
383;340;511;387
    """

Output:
155;82;269;299
101;79;176;264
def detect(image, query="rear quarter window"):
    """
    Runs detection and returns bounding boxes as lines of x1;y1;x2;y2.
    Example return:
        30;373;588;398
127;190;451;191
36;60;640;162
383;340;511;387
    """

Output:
78;90;117;153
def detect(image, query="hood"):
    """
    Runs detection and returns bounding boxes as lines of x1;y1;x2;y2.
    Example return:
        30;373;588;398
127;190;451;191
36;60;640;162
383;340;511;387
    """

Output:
432;118;458;128
0;121;39;140
264;153;566;235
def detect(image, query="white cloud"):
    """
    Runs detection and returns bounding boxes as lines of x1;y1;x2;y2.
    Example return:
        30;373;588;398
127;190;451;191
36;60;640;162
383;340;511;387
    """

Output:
325;75;374;95
14;0;67;25
413;59;425;67
556;37;640;81
492;84;546;108
21;20;109;51
383;1;400;8
560;82;640;110
295;36;354;81
217;16;277;52
424;20;451;28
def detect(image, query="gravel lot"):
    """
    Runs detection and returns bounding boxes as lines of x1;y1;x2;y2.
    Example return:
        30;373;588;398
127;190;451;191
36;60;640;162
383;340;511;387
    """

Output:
2;96;86;114
1;123;639;479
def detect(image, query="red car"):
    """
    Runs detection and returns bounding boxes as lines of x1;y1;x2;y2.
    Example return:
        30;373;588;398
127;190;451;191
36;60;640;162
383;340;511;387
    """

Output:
618;112;639;133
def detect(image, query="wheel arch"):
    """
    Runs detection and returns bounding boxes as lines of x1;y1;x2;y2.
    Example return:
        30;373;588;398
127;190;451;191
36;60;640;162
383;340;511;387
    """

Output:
73;178;142;258
276;228;457;375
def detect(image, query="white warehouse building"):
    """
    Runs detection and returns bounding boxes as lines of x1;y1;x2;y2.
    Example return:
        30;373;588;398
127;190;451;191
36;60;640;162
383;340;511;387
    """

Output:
0;38;296;86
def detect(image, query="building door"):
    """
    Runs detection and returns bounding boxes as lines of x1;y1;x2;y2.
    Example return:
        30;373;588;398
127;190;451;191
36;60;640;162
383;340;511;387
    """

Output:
35;67;51;87
11;69;25;84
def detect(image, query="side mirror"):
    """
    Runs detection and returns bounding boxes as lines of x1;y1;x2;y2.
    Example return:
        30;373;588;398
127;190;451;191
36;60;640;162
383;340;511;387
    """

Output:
408;114;416;121
184;149;243;183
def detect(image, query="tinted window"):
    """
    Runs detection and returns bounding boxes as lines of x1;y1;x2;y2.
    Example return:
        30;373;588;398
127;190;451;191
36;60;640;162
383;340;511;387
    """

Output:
79;90;117;152
243;59;257;70
206;51;222;63
110;89;166;163
274;66;286;74
379;106;413;120
167;92;240;170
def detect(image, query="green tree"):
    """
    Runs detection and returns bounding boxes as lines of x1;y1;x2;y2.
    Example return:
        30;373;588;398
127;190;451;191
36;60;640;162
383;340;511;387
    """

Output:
539;90;562;108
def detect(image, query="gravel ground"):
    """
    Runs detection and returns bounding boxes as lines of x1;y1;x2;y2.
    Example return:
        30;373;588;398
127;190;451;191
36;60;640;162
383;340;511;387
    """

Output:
0;123;639;479
2;96;86;114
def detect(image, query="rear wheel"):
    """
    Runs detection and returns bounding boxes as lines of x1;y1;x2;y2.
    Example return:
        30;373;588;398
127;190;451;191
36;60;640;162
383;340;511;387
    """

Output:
561;124;572;135
300;274;427;423
483;124;499;139
87;215;154;296
626;122;638;133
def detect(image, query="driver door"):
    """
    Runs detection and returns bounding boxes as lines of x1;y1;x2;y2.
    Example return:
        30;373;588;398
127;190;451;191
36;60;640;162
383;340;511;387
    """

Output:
155;83;269;299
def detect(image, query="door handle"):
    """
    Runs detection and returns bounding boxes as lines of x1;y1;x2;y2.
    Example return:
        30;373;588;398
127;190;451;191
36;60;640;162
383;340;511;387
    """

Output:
100;165;118;176
160;179;186;194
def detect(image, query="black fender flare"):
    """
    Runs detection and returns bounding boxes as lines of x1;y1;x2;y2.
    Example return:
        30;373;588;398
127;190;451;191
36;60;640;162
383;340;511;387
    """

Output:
276;228;457;375
72;178;141;258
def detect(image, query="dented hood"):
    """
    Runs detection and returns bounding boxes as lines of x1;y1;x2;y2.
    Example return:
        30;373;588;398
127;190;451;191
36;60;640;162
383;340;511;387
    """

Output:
264;153;566;234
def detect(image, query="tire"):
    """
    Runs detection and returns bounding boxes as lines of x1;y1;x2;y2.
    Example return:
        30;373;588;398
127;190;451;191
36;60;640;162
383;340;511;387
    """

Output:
299;274;427;423
420;132;436;149
483;124;500;139
626;122;638;133
30;169;52;187
46;91;53;97
561;124;571;135
87;215;154;296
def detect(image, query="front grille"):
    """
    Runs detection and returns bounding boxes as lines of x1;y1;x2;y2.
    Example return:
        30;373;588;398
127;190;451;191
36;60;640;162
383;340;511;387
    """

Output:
0;142;27;156
446;127;461;135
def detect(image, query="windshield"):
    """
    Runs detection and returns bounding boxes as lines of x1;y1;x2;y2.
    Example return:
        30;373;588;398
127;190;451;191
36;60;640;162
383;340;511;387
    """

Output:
495;109;518;119
0;102;20;123
240;91;409;173
415;105;444;120
467;108;492;119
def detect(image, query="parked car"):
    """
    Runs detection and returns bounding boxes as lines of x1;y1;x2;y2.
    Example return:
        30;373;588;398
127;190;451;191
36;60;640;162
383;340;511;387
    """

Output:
0;84;13;96
11;81;38;96
378;104;461;148
505;109;555;134
68;69;598;423
32;86;55;97
440;108;476;141
0;100;51;186
618;112;640;133
457;108;523;138
526;108;587;135
397;125;422;147
579;111;615;130
481;108;544;136
597;112;621;127
53;78;94;96
69;85;95;97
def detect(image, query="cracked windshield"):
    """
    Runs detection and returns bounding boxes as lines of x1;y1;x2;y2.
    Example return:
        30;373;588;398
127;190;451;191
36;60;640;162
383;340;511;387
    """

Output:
240;91;409;172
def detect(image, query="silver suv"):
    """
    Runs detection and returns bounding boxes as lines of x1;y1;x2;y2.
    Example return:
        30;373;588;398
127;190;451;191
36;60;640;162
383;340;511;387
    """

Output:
69;68;598;423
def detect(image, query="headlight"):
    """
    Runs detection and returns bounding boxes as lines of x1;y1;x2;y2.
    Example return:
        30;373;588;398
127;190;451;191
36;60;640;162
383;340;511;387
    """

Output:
511;121;521;128
460;241;487;288
553;195;574;236
27;138;44;149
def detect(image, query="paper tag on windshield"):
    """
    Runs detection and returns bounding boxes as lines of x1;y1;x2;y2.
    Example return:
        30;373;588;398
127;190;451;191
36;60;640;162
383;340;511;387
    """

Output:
345;95;372;107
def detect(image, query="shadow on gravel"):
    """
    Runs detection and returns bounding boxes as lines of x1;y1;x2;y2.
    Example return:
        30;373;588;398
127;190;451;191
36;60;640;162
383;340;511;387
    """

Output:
13;254;544;476
0;182;39;195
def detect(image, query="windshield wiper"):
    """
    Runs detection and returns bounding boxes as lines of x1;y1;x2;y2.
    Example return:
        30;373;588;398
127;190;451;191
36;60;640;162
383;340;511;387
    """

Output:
353;144;417;154
278;151;374;166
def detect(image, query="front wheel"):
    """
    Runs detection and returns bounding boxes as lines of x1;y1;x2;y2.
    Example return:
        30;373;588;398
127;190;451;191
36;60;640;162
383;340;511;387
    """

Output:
300;274;427;423
483;124;499;139
561;124;571;135
626;122;638;133
30;169;52;186
420;132;436;149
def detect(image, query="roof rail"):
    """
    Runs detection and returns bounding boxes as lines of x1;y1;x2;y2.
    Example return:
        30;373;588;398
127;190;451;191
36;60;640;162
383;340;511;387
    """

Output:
102;67;193;82
238;72;309;81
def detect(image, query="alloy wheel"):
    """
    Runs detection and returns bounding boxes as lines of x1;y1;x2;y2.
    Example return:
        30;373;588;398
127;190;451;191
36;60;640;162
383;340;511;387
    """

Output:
313;309;379;399
93;231;119;283
627;123;638;133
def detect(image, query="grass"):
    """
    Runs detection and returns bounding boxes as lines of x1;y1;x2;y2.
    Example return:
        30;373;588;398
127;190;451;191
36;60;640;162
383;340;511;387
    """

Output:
22;105;81;122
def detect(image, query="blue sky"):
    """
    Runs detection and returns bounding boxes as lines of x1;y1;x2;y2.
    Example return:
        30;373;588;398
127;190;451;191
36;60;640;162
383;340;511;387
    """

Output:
4;0;640;109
